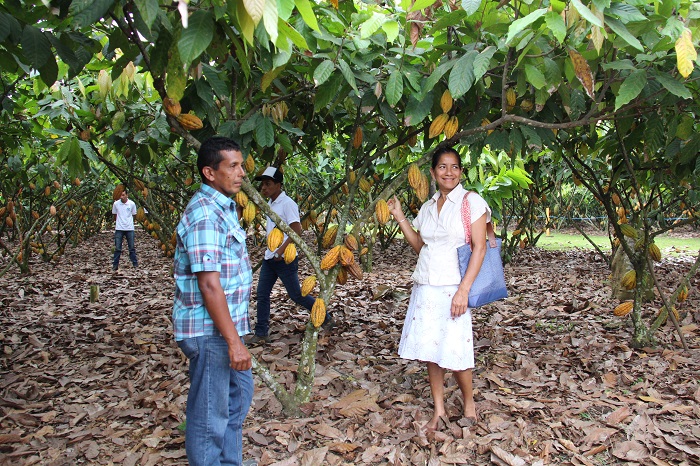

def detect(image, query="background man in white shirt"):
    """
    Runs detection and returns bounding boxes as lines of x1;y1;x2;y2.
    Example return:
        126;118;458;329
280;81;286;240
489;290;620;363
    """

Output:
112;188;138;270
247;167;332;344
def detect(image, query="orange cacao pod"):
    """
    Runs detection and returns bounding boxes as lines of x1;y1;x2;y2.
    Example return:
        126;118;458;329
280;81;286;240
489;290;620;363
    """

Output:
163;97;181;117
177;113;203;130
310;299;326;328
320;245;342;270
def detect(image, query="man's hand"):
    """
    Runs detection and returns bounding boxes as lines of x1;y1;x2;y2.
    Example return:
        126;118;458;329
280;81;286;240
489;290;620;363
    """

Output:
227;338;252;370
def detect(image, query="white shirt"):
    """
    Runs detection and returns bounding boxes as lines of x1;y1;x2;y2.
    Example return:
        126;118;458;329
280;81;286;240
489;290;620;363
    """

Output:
264;191;300;260
112;199;137;231
411;185;491;285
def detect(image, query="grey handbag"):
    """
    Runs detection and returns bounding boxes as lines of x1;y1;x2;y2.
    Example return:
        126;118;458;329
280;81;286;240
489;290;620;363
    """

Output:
457;192;508;307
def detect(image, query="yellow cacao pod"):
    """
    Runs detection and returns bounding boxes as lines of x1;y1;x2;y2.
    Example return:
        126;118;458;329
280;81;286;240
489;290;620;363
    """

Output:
621;270;637;290
661;305;680;322
678;285;688;303
310;299;326;328
408;163;422;189
243;202;256;223
440;89;453;113
235;191;248;207
346;261;363;280
322;224;339;248
163;97;181;117
336;266;348;285
620;224;638;239
415;173;429;201
648;243;661;262
359;177;371;193
375;199;390;225
521;99;533;112
443;115;459;139
320;245;342;270
301;275;316;297
301;216;311;230
480;118;493;135
353;126;363;149
348;170;357;184
267;227;284;252
359;246;368;256
429;113;449;138
339;245;355;267
506;88;516;110
344;234;358;251
284;243;297;264
135;207;146;223
245;155;255;174
177;113;204;130
613;301;633;317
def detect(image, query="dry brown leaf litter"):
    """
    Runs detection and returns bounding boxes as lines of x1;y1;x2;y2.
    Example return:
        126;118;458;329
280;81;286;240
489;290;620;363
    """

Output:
0;230;698;465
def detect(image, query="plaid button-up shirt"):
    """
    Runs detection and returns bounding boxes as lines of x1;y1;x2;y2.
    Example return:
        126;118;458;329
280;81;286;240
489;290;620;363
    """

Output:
172;183;252;341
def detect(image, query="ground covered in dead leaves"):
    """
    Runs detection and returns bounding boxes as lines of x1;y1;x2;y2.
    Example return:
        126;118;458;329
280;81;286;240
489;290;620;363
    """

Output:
0;230;698;466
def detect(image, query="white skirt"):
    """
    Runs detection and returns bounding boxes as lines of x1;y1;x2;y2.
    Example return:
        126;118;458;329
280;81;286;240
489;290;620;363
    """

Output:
398;283;474;371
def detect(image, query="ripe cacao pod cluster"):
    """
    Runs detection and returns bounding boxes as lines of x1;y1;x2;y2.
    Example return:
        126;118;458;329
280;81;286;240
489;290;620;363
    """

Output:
311;299;326;327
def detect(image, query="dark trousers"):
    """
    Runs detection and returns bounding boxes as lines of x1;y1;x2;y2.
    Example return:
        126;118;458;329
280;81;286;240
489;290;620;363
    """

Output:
113;230;137;269
255;258;315;336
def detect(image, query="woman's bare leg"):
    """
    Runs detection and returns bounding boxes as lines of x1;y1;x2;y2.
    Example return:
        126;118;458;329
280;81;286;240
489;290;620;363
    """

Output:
425;362;446;430
454;369;476;420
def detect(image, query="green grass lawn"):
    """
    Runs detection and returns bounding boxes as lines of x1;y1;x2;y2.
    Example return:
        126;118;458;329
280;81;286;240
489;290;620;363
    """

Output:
535;229;700;256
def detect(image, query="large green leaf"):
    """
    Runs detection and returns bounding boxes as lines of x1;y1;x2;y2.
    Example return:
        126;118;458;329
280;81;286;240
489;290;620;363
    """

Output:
461;0;482;16
448;51;477;99
278;19;308;50
134;0;159;30
313;60;335;87
178;10;214;65
386;71;403;107
256;117;275;147
21;25;52;69
69;0;115;29
505;9;547;46
544;11;566;44
337;58;358;94
360;12;385;39
264;0;279;43
473;46;496;81
570;0;603;26
57;136;83;178
382;20;399;42
604;16;643;51
525;63;547;89
404;93;433;127
294;0;319;32
422;61;455;97
652;71;692;99
615;69;646;110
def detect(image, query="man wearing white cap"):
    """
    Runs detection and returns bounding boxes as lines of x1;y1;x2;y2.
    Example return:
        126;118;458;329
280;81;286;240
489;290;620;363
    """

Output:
247;167;333;344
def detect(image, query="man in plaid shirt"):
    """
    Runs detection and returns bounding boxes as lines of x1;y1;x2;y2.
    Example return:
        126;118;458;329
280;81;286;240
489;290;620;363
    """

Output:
172;137;256;466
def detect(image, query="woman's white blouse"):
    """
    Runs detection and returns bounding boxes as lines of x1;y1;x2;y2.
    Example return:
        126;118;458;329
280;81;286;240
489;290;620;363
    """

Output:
411;185;491;286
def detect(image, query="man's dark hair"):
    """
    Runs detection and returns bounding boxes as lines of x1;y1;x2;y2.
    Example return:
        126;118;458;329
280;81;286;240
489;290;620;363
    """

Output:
197;137;242;181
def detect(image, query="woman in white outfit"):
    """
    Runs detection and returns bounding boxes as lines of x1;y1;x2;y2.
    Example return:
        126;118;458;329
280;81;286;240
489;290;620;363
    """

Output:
387;147;490;431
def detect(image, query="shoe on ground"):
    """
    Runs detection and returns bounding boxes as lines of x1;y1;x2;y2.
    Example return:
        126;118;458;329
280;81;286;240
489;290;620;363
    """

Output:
242;459;258;466
245;334;270;345
321;313;335;331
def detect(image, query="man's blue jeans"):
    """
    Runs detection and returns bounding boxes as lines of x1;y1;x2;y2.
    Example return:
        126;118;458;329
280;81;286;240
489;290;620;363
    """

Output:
255;257;315;336
113;230;137;269
178;335;254;466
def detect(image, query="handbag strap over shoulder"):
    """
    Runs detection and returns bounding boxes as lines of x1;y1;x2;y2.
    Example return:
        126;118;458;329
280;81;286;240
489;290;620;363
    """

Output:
461;192;498;250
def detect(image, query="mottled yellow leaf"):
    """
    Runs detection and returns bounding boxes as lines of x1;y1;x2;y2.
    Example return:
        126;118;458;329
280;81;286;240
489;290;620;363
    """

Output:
675;29;697;78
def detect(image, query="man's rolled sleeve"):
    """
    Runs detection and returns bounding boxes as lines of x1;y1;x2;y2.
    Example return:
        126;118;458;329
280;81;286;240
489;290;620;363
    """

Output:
186;220;223;273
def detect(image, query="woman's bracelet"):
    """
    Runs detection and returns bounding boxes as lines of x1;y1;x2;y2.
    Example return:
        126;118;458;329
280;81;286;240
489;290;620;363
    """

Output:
397;217;407;224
